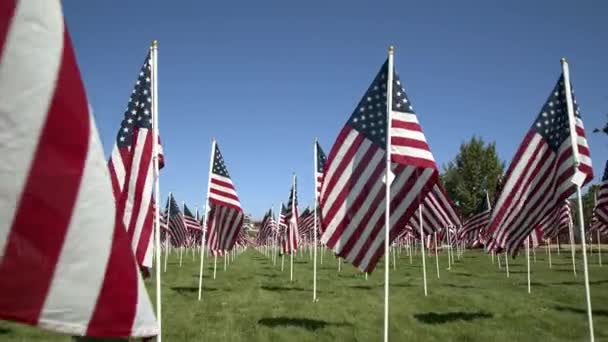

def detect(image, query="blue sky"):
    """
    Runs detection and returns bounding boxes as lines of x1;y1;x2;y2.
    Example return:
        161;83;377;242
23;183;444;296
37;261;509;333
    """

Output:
63;0;608;219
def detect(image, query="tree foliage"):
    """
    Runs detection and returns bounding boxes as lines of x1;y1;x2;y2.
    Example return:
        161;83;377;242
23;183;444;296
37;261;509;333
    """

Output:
441;136;505;220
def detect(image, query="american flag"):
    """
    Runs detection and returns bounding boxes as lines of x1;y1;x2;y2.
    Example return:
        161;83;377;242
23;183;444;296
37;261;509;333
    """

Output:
459;193;491;247
183;204;202;246
528;225;543;248
320;59;438;272
257;209;276;245
486;70;593;255
206;141;244;254
282;176;299;255
108;49;164;268
591;161;608;235
298;207;316;240
409;183;461;237
537;200;572;239
0;1;157;337
165;194;188;247
315;141;327;200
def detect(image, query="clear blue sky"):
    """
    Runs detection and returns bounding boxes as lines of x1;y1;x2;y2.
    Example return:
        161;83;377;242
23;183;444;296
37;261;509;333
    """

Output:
63;0;608;219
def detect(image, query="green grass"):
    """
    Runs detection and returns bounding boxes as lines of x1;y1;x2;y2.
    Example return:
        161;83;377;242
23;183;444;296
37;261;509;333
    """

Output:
1;247;607;341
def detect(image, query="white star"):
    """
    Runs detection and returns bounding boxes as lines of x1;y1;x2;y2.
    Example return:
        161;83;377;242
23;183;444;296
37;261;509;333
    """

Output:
396;80;401;85
408;105;413;111
123;128;128;132
397;91;402;97
374;86;379;90
396;103;402;108
549;102;554;107
361;115;366;120
402;98;407;103
368;105;373;110
131;110;136;115
353;118;358;123
367;97;372;102
536;122;541;127
360;107;365;112
120;136;125;142
127;119;133;124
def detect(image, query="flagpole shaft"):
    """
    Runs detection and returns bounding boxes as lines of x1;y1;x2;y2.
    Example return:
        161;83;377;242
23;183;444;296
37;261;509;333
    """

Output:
198;140;215;301
150;40;162;341
563;58;594;342
419;207;428;296
290;253;294;282
383;46;395;342
569;216;577;276
434;233;440;278
597;230;602;267
576;186;595;341
213;255;217;279
313;138;318;302
164;194;172;273
526;237;531;294
548;239;552;269
505;252;509;278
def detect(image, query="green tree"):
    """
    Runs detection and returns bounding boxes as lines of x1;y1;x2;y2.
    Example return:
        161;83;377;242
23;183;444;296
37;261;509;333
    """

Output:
441;136;505;219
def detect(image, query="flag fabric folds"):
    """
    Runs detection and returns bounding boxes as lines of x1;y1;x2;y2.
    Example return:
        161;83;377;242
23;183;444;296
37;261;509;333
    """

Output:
592;161;608;235
206;142;244;255
165;194;188;247
459;193;491;247
0;0;157;337
486;72;593;255
316;141;327;199
282;177;299;255
107;46;164;269
319;59;438;272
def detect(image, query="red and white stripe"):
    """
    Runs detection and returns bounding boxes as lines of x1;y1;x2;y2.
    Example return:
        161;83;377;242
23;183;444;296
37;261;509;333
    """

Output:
320;64;438;273
409;184;461;237
592;161;608;235
0;1;157;337
487;81;592;255
107;78;163;269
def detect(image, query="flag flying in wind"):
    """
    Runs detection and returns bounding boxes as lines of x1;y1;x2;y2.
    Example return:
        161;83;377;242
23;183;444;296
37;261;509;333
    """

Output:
282;177;300;254
486;71;593;255
183;203;202;246
537;200;572;239
206;142;244;254
257;209;276;245
459;193;491;247
0;0;157;337
592;161;608;235
316;141;327;200
320;59;438;273
409;183;461;237
107;47;164;268
165;194;188;247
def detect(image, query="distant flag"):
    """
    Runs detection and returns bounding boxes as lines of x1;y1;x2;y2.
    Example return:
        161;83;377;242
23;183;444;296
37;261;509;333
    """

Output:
315;141;327;200
486;70;593;255
206;141;244;254
528;225;543;249
107;47;164;268
592;161;608;235
320;59;438;272
184;204;202;246
459;192;491;247
165;194;188;247
537;200;572;239
298;207;316;239
282;176;299;254
409;184;460;237
0;0;157;337
257;209;276;245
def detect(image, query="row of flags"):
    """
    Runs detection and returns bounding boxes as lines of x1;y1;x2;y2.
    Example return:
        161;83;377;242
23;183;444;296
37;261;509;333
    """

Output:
2;1;607;339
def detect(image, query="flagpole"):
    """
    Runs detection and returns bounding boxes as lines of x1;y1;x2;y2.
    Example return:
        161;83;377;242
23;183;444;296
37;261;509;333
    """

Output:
446;227;452;270
383;45;395;342
149;40;163;341
434;232;440;279
290;174;296;282
419;206;428;296
569;212;577;276
198;139;215;301
526;237;531;294
562;57;594;341
504;251;510;278
313;138;319;302
595;193;602;267
164;193;172;273
180;200;186;268
548;239;552;269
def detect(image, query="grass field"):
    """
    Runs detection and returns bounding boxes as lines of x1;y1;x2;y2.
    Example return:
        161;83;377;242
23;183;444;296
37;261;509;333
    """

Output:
1;246;607;341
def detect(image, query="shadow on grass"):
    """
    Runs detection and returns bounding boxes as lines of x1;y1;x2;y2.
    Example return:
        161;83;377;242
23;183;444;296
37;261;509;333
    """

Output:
392;283;414;288
452;272;472;277
294;261;309;264
552;280;608;286
171;286;217;295
516;282;549;287
349;285;376;290
554;306;608;317
444;283;476;289
414;311;493;324
258;317;351;331
0;328;10;335
261;285;306;292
